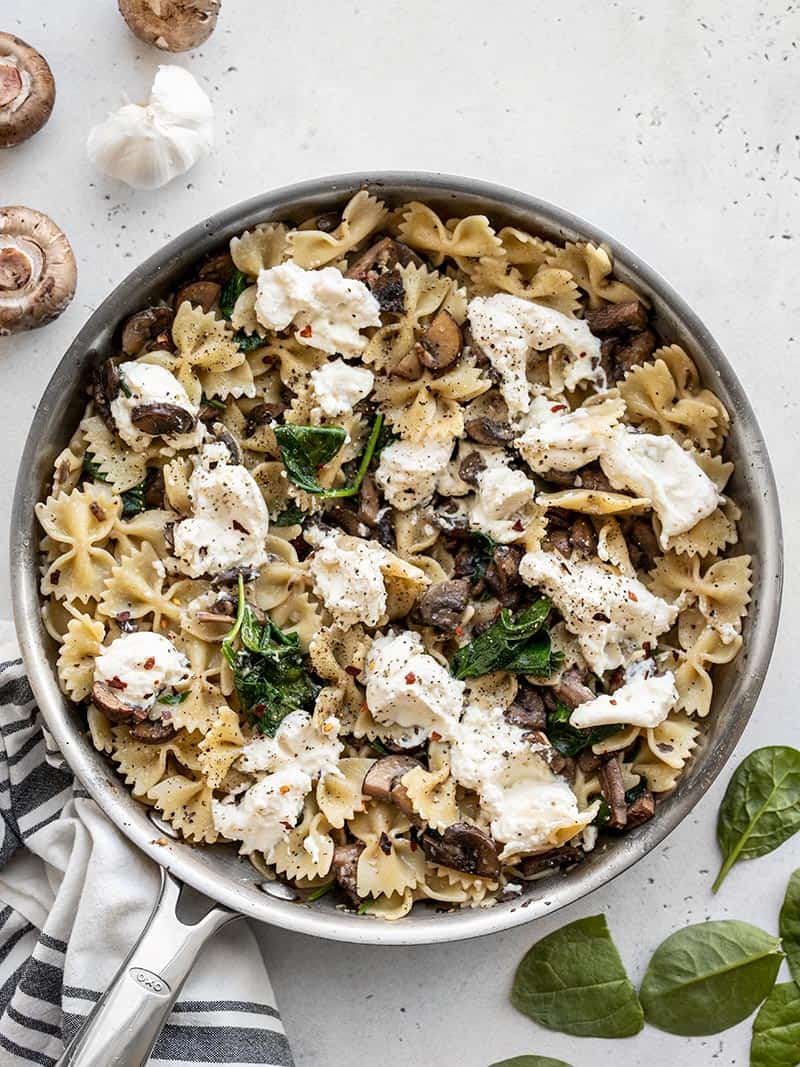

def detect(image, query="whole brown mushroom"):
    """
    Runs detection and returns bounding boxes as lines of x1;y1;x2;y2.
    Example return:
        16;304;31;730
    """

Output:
0;33;55;148
118;0;221;52
0;207;76;335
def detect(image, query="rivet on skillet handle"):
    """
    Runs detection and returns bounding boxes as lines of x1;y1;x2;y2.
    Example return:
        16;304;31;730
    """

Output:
56;868;238;1067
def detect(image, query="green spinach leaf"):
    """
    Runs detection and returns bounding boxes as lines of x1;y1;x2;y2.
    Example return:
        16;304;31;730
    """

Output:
546;701;622;757
751;982;800;1067
490;1058;574;1067
222;576;319;736
275;415;384;498
467;531;497;584
639;920;783;1036
713;746;800;892
219;269;250;320
233;329;265;352
511;914;644;1039
83;453;147;516
272;504;306;527
156;691;188;706
779;868;800;986
451;599;558;680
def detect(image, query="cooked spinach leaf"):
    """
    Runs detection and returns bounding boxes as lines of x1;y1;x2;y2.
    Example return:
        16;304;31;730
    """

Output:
490;1058;574;1067
546;701;622;757
639;920;783;1036
272;503;306;527
156;690;189;706
234;329;265;352
713;746;800;892
779;868;800;986
219;269;250;320
467;531;497;584
83;453;147;516
201;393;226;411
751;982;800;1067
275;415;384;498
82;453;105;481
451;599;558;680
222;576;319;736
511;914;644;1038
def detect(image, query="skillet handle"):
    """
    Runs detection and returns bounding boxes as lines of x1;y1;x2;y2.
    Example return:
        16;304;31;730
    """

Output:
56;868;238;1067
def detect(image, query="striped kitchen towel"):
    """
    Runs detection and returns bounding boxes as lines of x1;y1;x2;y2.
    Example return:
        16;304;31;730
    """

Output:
0;632;293;1067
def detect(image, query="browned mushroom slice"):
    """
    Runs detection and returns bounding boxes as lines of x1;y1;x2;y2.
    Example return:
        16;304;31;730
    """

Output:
419;310;462;371
131;402;197;436
416;579;470;631
614;328;657;376
362;756;421;815
0;34;55;148
504;684;546;731
130;719;178;744
626;789;656;828
91;681;137;724
0;207;76;335
515;844;583;879
331;843;364;909
356;474;380;527
370;269;405;313
390;344;424;380
244;402;283;436
198;250;234;282
174;280;221;313
553;667;595;710
421;822;500;879
599;756;628;829
569;516;597;556
483;544;524;606
345;237;423;282
120;306;175;356
464;416;514;445
211;421;242;464
585;301;648;336
458;450;486;487
118;0;221;52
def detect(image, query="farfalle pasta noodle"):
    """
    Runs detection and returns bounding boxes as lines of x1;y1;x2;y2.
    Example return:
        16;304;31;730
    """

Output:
34;192;751;919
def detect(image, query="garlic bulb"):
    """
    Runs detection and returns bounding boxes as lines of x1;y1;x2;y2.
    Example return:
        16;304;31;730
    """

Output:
87;65;213;190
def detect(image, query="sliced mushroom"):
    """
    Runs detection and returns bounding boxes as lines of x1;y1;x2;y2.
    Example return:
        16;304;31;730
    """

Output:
552;667;595;710
328;505;367;538
198;250;234;282
212;421;242;464
599;756;628;830
130;719;177;743
614;328;657;376
313;211;342;234
421;822;500;879
483;544;523;606
0;207;76;334
345;237;423;282
362;756;421;815
419;309;462;371
458;450;486;487
331;843;364;909
516;845;583;879
370;269;405;313
416;579;470;631
91;681;138;724
174;280;220;313
131;402;196;436
390;344;424;380
211;565;258;589
626;789;656;828
118;0;221;52
356;474;380;527
243;402;283;436
504;684;546;731
569;516;597;556
0;34;55;148
464;416;514;445
585;300;648;336
120;305;174;356
626;517;660;570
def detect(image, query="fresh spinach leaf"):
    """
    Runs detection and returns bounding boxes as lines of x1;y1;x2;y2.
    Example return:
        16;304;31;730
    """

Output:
306;883;333;903
451;599;557;680
83;453;147;516
275;415;384;498
201;394;227;411
272;504;306;527
233;329;265;352
468;531;497;584
490;1058;574;1067
82;453;105;481
156;691;188;706
546;701;622;757
751;982;800;1067
779;868;800;986
511;914;644;1038
222;576;319;736
712;746;800;892
639;920;783;1036
219;269;250;319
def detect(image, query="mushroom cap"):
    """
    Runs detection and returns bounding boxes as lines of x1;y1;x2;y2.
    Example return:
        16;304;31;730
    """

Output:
0;33;55;148
118;0;221;52
0;207;76;335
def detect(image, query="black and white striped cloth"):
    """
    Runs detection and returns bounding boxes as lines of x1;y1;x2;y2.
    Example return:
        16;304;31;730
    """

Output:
0;634;293;1066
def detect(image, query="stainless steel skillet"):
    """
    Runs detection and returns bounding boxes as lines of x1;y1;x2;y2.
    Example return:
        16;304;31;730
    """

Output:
10;173;783;1065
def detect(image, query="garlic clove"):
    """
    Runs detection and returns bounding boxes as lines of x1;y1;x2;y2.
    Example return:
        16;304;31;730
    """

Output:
87;65;213;190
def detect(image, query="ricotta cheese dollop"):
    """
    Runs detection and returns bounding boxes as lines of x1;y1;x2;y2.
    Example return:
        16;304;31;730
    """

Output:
467;294;605;416
172;440;270;577
110;361;202;453
212;709;342;856
569;670;678;729
519;550;678;674
308;530;391;628
310;357;374;418
469;460;536;543
515;393;625;474
365;630;465;739
450;703;598;860
94;631;191;710
375;438;454;511
600;427;720;548
254;261;381;358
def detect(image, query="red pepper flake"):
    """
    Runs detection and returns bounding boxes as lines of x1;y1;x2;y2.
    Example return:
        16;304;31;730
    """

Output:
405;672;416;684
360;701;369;714
550;404;567;413
628;591;639;602
108;676;127;691
299;324;313;338
455;625;464;637
379;832;392;856
345;665;360;677
610;699;618;706
512;519;525;532
279;784;291;795
144;657;156;670
430;731;441;742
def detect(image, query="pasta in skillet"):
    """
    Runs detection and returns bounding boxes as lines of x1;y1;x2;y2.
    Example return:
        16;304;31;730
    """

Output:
35;189;750;918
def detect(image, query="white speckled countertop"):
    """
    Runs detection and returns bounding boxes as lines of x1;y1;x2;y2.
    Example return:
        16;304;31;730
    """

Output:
2;2;798;1064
